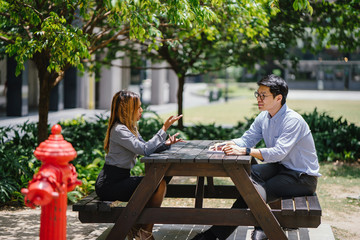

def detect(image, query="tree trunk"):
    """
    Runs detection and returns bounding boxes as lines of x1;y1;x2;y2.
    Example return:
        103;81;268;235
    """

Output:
37;71;52;143
177;75;185;129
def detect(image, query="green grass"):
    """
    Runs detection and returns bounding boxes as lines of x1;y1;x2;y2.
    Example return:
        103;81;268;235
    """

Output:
161;88;360;126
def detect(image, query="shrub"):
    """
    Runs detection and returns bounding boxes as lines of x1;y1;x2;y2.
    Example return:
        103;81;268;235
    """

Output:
0;122;40;206
304;108;360;163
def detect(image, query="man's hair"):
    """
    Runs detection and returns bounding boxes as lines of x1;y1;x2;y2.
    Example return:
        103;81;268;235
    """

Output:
257;74;288;105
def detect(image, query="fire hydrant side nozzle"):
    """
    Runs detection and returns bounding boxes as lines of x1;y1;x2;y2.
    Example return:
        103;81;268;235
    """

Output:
21;124;82;240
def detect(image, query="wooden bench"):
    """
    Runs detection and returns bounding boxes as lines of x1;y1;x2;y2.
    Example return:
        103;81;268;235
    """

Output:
72;183;322;229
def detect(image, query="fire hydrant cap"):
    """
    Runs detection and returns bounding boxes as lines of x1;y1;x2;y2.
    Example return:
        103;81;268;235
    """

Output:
34;124;77;165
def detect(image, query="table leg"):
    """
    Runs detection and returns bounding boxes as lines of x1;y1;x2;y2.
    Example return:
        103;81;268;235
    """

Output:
224;164;287;240
106;163;170;240
206;177;216;196
195;177;205;208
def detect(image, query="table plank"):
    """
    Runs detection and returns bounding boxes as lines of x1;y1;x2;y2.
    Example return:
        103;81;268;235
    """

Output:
166;141;195;163
194;140;215;163
208;152;225;164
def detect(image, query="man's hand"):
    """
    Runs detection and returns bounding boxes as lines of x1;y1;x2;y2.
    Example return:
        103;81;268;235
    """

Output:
223;145;246;155
210;141;235;151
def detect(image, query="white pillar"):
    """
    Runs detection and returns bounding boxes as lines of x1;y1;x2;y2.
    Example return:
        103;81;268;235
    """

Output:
151;62;166;105
168;69;178;103
77;69;95;109
98;58;123;109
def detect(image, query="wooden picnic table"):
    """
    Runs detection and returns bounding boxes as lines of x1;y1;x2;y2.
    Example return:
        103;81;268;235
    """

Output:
105;140;288;240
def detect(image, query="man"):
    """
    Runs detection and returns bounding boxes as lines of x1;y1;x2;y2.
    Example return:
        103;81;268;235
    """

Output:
192;74;320;240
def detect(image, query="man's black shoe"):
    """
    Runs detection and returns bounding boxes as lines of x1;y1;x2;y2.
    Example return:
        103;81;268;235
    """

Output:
251;227;268;240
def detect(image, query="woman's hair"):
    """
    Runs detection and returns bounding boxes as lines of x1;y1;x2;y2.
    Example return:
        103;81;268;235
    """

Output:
104;90;141;153
257;74;288;105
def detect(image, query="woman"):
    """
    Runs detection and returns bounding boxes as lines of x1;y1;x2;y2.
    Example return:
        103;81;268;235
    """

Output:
95;90;183;240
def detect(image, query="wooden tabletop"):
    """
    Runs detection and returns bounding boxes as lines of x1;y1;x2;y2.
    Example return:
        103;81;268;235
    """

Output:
141;140;251;164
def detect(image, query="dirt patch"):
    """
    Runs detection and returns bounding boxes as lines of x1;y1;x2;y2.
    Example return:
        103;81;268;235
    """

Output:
317;163;360;240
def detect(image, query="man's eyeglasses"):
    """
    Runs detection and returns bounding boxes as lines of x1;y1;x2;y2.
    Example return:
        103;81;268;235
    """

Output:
254;91;272;100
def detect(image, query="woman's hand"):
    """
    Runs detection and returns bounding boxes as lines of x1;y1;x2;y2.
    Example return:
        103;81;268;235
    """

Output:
165;133;185;146
223;145;246;155
162;115;183;132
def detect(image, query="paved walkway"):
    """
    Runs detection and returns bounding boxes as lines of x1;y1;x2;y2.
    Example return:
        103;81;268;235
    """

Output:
0;205;334;240
1;83;359;128
99;224;334;240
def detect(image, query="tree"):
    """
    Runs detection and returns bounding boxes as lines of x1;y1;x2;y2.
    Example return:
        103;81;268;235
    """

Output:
109;0;314;128
247;0;360;70
113;0;359;128
0;0;220;142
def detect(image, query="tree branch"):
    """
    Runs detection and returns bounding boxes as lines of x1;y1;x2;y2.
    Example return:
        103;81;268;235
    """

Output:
83;7;110;34
0;35;15;44
53;71;65;87
89;27;130;54
14;0;44;20
82;59;172;70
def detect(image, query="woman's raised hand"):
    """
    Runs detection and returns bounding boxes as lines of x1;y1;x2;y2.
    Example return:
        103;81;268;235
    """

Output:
162;115;183;132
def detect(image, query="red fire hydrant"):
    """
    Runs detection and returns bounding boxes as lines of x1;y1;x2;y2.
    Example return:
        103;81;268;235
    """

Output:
21;124;82;240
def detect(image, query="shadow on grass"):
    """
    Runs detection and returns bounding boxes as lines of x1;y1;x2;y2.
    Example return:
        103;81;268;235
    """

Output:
326;163;360;179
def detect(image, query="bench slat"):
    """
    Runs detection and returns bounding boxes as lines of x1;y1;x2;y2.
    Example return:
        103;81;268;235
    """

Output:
77;207;321;228
72;192;98;211
281;198;295;215
73;191;322;229
307;195;322;216
85;198;101;211
98;201;113;212
294;197;309;216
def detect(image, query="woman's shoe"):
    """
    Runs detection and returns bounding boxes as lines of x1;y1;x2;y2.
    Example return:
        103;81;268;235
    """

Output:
136;228;155;240
127;225;140;240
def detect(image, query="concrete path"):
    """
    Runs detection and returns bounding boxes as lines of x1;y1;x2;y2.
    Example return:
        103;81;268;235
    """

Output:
1;83;359;127
98;224;335;240
0;205;334;240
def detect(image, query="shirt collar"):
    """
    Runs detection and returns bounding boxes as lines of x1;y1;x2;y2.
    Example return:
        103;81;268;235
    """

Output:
267;104;287;121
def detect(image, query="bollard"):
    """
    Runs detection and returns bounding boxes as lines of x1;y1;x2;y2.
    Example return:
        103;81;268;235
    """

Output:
21;124;82;240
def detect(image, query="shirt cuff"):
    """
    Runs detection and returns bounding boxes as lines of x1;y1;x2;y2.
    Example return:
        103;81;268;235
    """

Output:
158;128;168;140
259;148;269;162
232;138;246;147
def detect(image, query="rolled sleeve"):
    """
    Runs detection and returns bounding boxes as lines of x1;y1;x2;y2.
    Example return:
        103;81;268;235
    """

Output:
232;112;265;148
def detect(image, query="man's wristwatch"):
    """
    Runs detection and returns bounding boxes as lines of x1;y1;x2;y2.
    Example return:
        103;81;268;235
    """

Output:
245;147;251;155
